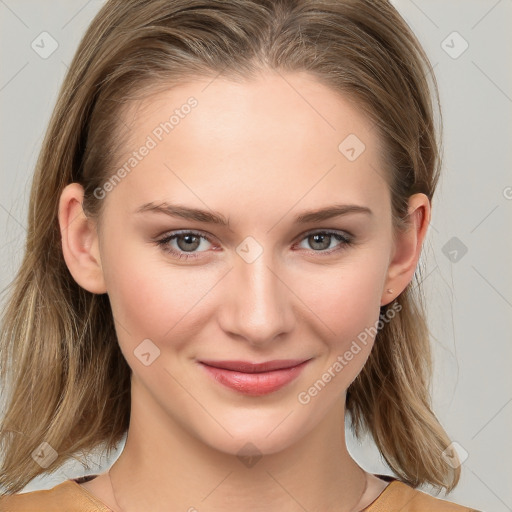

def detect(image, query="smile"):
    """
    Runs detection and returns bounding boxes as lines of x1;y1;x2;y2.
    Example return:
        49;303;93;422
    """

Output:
198;359;312;396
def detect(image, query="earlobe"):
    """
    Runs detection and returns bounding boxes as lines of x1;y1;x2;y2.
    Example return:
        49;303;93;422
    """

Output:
380;193;431;306
58;182;107;294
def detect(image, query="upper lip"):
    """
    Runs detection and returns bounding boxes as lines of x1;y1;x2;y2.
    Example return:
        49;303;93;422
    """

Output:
199;359;310;373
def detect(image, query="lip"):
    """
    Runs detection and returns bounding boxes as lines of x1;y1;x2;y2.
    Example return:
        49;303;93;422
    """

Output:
199;359;309;372
198;358;312;396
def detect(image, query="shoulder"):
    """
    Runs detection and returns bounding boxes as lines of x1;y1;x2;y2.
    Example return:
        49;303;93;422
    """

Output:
365;480;483;512
0;479;112;512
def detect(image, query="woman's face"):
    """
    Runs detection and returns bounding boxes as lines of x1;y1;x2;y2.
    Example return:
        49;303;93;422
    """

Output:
62;71;426;457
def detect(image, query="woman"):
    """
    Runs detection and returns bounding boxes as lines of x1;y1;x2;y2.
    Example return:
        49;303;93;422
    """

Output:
0;0;482;510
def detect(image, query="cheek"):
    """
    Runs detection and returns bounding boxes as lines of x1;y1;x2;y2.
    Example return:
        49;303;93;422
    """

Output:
101;236;215;350
297;255;386;338
291;249;390;389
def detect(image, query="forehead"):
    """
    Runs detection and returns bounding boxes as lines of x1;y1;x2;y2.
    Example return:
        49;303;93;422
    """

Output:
108;71;390;219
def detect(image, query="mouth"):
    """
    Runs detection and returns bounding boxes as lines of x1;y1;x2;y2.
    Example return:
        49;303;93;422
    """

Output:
198;358;312;396
199;359;310;372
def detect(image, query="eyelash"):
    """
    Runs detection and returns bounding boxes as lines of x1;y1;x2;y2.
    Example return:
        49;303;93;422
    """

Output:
154;229;355;261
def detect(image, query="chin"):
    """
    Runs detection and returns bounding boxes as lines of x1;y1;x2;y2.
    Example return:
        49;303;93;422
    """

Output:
191;409;316;460
205;432;297;460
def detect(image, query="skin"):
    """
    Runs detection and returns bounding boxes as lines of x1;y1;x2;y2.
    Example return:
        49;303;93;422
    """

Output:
59;70;430;512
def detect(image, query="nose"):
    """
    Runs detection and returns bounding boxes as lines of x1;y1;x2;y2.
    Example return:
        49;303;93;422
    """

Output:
217;248;295;347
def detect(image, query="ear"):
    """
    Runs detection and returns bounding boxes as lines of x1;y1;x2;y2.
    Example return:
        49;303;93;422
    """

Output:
58;182;107;294
380;193;431;306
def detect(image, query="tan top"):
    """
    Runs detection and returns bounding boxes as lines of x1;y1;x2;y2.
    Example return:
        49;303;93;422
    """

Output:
0;473;481;511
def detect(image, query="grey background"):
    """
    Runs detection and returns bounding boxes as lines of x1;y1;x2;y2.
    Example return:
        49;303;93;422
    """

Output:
1;1;511;510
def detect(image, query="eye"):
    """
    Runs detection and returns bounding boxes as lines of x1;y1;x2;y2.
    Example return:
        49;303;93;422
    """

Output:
155;228;355;261
295;230;355;255
155;230;214;260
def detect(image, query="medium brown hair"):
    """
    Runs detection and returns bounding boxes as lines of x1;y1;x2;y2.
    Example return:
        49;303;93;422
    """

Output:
0;0;459;496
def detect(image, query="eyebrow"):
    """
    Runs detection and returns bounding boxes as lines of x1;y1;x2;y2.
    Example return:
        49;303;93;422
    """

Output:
135;201;373;226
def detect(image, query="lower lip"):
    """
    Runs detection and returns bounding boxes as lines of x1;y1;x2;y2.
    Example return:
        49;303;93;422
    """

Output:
199;360;310;396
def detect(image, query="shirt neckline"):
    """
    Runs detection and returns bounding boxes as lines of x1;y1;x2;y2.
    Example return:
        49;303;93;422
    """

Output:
360;478;399;511
69;473;401;511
